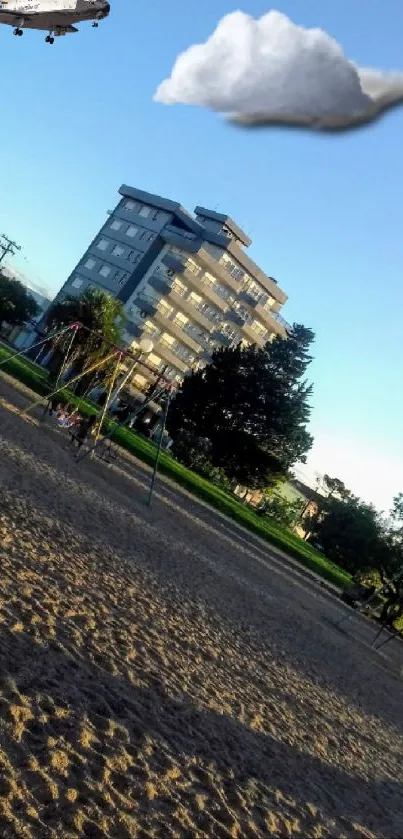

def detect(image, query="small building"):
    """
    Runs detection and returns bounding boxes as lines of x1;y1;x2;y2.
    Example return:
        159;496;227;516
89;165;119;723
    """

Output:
234;477;325;538
5;288;51;350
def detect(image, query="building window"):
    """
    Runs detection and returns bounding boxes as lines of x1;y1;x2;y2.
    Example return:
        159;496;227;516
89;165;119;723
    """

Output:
188;258;201;276
125;200;135;211
157;300;174;318
148;353;162;369
111;243;125;257
172;279;187;297
84;257;96;270
126;225;138;239
72;277;83;289
110;219;123;231
99;265;112;278
97;238;109;251
245;279;264;303
133;373;148;388
139;206;151;218
127;250;140;263
189;291;202;306
152;210;159;220
174;311;188;327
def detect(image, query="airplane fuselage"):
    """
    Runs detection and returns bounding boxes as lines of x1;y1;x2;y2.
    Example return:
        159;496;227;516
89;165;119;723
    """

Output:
0;0;110;38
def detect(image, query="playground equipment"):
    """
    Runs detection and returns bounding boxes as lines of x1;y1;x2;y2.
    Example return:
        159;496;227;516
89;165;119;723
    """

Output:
335;571;403;651
1;322;173;506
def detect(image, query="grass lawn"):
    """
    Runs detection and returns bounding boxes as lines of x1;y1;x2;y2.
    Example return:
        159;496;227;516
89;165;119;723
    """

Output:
0;344;351;590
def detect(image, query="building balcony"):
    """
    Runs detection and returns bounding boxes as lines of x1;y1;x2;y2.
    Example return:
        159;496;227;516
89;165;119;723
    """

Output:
182;266;228;312
241;323;267;347
254;303;288;339
136;296;157;317
196;248;240;293
141;323;162;343
226;309;245;326
168;288;216;333
236;290;289;340
149;275;172;295
153;339;189;373
212;330;233;347
239;290;257;307
122;321;142;341
126;383;162;415
135;358;162;380
153;310;201;353
184;326;215;353
127;383;147;401
161;253;187;273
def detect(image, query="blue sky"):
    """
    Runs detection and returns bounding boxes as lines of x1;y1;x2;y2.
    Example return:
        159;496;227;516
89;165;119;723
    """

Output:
1;0;402;510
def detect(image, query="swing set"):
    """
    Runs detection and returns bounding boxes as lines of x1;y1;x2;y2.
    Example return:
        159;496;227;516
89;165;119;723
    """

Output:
0;321;174;506
335;570;403;652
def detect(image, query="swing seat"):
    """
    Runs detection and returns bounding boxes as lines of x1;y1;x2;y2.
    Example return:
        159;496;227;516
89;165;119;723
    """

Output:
98;440;118;463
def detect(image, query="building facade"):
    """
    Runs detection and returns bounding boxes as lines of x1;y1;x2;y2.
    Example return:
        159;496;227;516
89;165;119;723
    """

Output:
55;185;290;399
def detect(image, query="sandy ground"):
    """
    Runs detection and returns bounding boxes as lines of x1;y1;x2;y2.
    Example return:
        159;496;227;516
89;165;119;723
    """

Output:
0;376;402;839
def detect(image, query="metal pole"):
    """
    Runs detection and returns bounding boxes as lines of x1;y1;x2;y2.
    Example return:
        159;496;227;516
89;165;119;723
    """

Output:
22;351;117;416
0;234;21;264
76;384;167;465
0;324;72;369
146;388;172;507
53;323;80;390
107;352;142;410
371;624;386;649
91;352;123;452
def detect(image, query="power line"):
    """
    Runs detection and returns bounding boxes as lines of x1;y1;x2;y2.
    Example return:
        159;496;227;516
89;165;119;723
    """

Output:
0;234;21;265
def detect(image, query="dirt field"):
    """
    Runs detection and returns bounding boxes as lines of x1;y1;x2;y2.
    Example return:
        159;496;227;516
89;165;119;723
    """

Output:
0;375;402;839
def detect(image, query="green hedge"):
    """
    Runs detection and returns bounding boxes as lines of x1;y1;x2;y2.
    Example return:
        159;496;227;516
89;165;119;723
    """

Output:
0;345;350;589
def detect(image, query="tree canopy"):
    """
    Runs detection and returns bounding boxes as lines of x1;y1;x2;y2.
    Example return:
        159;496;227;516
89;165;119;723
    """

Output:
46;288;125;355
167;323;314;488
43;288;126;393
309;486;403;578
0;273;39;327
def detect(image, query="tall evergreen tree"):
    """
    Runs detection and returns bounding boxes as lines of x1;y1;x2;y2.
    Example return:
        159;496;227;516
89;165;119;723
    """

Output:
167;324;314;488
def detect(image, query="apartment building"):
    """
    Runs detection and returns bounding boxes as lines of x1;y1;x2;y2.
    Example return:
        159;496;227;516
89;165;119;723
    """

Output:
56;185;289;400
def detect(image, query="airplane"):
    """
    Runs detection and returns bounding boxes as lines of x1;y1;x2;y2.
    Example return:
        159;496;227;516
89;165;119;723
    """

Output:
0;0;110;43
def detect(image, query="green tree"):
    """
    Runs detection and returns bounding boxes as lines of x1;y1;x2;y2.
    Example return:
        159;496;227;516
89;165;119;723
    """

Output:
322;474;350;501
302;474;351;541
44;288;125;390
259;490;305;529
167;323;314;488
391;493;403;536
0;273;39;327
309;494;401;576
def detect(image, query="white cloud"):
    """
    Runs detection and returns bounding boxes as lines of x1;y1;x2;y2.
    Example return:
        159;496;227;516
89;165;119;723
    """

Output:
154;10;403;132
296;430;403;514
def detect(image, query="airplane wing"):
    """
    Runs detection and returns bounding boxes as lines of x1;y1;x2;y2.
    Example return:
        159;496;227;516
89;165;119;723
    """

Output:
0;11;33;24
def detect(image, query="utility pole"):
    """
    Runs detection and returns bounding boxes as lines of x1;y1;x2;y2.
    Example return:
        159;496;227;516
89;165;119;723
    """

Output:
0;234;21;265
